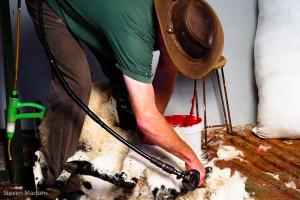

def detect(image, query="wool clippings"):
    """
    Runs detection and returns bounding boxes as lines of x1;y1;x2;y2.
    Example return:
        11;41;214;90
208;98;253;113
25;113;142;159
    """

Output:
262;172;279;180
285;181;299;191
217;142;244;161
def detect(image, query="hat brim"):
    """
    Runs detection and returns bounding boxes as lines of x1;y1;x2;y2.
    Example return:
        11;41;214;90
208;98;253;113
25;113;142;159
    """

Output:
154;0;224;79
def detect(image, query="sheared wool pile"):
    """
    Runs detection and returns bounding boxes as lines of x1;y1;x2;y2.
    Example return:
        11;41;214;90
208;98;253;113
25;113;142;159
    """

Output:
38;82;252;199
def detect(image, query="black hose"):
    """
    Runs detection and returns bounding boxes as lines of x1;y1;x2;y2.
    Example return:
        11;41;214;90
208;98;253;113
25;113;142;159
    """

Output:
37;0;151;160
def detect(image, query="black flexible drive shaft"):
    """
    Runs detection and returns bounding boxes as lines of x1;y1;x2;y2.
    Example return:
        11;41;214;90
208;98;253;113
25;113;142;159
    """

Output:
37;0;200;191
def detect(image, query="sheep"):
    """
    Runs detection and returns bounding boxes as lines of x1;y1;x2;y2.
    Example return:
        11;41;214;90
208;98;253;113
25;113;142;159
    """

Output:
33;82;252;200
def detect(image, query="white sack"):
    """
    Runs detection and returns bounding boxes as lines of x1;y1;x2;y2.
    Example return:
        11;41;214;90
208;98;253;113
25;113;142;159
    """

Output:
254;0;300;138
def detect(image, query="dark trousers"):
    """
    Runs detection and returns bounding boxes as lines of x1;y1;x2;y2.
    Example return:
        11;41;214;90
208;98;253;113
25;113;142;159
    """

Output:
26;0;92;191
25;0;136;192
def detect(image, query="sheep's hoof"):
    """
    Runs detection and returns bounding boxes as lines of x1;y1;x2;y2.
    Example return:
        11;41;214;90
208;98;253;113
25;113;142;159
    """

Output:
62;162;78;174
63;160;92;174
45;187;61;199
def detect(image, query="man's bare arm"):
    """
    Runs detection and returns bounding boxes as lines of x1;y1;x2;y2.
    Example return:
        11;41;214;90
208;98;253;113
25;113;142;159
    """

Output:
123;74;205;185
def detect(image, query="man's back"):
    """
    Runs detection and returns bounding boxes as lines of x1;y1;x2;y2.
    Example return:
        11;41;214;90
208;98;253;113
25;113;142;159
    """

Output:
46;0;157;83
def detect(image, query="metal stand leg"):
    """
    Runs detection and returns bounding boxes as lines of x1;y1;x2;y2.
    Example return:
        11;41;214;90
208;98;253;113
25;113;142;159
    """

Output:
216;69;229;130
199;67;234;150
221;68;233;134
194;80;199;118
202;77;207;150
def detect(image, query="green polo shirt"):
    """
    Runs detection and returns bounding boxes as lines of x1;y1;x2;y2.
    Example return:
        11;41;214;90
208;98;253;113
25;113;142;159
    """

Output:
46;0;157;83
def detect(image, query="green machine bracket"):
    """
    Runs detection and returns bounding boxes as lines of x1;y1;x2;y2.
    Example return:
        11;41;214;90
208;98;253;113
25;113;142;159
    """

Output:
7;90;46;160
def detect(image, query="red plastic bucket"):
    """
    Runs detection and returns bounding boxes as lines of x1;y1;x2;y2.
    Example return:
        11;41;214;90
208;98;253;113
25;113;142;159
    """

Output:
165;115;203;151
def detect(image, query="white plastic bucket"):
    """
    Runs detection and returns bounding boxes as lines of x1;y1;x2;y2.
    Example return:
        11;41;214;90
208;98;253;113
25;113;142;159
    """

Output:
165;115;203;151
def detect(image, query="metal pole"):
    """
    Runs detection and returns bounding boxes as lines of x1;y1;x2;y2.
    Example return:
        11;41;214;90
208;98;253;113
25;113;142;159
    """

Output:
193;79;199;117
202;77;207;149
215;69;229;130
221;68;233;134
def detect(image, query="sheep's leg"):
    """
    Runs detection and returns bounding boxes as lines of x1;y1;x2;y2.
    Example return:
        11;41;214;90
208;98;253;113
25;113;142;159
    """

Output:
44;170;72;199
33;151;48;191
32;151;71;199
63;160;137;190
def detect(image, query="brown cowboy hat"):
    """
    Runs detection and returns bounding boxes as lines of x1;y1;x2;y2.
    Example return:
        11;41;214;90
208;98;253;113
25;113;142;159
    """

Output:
154;0;224;79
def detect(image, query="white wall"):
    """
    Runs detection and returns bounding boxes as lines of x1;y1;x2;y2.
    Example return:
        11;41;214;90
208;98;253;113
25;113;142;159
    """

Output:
0;0;258;130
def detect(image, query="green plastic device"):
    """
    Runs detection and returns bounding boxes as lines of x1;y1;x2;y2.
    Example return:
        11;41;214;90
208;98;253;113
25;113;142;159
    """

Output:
6;90;46;160
5;0;46;161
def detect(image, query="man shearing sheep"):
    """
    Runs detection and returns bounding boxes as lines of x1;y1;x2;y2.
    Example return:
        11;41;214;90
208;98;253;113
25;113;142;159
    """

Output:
26;0;223;196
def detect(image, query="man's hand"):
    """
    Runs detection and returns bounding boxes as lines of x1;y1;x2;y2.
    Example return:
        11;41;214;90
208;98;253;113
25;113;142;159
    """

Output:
185;158;206;186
